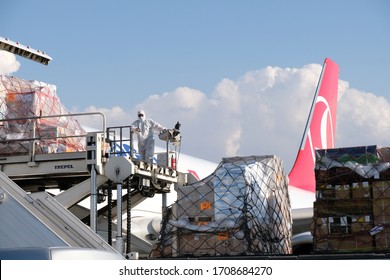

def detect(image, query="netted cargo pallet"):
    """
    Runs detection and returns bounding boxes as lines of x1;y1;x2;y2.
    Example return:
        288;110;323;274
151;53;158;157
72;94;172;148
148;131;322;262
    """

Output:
313;145;390;253
0;75;86;155
151;155;292;258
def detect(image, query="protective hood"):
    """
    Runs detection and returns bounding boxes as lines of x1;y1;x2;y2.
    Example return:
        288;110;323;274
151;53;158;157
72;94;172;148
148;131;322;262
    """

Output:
138;110;146;122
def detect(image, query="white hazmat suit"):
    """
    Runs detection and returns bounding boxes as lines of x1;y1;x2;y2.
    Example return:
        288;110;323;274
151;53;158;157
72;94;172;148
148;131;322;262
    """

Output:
130;110;166;162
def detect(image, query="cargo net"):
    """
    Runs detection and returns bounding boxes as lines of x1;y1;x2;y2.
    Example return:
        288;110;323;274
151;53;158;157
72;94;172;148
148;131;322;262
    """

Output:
151;155;292;258
313;145;390;253
0;75;86;155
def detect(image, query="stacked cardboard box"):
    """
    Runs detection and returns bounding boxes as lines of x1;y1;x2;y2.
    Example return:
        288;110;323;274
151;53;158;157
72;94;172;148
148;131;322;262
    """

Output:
0;75;86;155
313;145;390;253
372;180;390;250
151;155;292;258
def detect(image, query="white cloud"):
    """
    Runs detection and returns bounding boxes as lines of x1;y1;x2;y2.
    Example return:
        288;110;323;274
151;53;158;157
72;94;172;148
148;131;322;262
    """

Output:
336;88;390;148
0;51;20;75
77;63;390;173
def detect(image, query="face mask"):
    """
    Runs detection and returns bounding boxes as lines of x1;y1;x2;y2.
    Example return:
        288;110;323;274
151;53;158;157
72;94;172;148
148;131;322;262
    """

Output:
139;116;145;122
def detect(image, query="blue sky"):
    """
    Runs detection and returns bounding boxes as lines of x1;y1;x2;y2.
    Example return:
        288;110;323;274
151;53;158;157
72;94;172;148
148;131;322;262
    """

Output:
2;0;389;108
1;0;390;170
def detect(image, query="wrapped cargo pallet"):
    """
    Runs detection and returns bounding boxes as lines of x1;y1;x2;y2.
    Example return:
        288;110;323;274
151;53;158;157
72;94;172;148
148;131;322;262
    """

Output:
0;75;86;155
313;145;390;253
150;155;292;258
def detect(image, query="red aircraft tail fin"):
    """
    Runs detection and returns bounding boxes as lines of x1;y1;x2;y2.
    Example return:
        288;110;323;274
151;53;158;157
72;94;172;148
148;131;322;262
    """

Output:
288;58;339;193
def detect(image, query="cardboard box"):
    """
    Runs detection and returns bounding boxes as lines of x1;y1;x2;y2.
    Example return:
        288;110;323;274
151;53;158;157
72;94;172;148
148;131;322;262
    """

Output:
373;198;390;222
178;232;216;256
150;242;174;258
352;181;371;199
335;184;351;199
374;227;390;251
314;238;331;252
351;221;372;233
316;184;335;199
178;231;249;257
373;181;390;199
313;217;330;236
315;236;359;253
315;233;373;253
177;184;215;218
356;233;374;252
329;237;358;252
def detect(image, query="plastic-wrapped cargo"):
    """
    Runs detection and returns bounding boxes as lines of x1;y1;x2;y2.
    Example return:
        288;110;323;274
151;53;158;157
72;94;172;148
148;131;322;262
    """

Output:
315;145;390;180
151;155;292;258
313;145;390;253
0;75;86;155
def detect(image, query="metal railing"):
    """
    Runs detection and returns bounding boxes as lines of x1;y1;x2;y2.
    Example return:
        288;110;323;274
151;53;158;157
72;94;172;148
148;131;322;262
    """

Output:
0;112;106;161
106;125;134;158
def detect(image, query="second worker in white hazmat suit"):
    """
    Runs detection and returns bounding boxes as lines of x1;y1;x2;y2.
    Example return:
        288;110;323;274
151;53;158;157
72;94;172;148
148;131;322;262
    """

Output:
130;110;167;162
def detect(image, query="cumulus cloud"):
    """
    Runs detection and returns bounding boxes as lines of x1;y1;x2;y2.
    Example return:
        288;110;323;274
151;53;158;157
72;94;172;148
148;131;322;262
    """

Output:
336;88;390;148
78;63;390;172
0;51;20;75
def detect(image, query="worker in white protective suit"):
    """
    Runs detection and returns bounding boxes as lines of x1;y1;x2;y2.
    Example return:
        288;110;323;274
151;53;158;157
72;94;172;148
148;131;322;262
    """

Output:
130;110;167;162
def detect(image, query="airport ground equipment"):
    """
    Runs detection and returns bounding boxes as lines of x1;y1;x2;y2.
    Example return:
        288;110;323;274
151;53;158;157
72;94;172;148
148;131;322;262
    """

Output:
0;167;119;254
0;110;182;256
103;125;179;255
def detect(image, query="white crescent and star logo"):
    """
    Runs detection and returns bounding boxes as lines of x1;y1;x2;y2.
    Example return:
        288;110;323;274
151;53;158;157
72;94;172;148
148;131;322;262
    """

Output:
307;95;335;163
